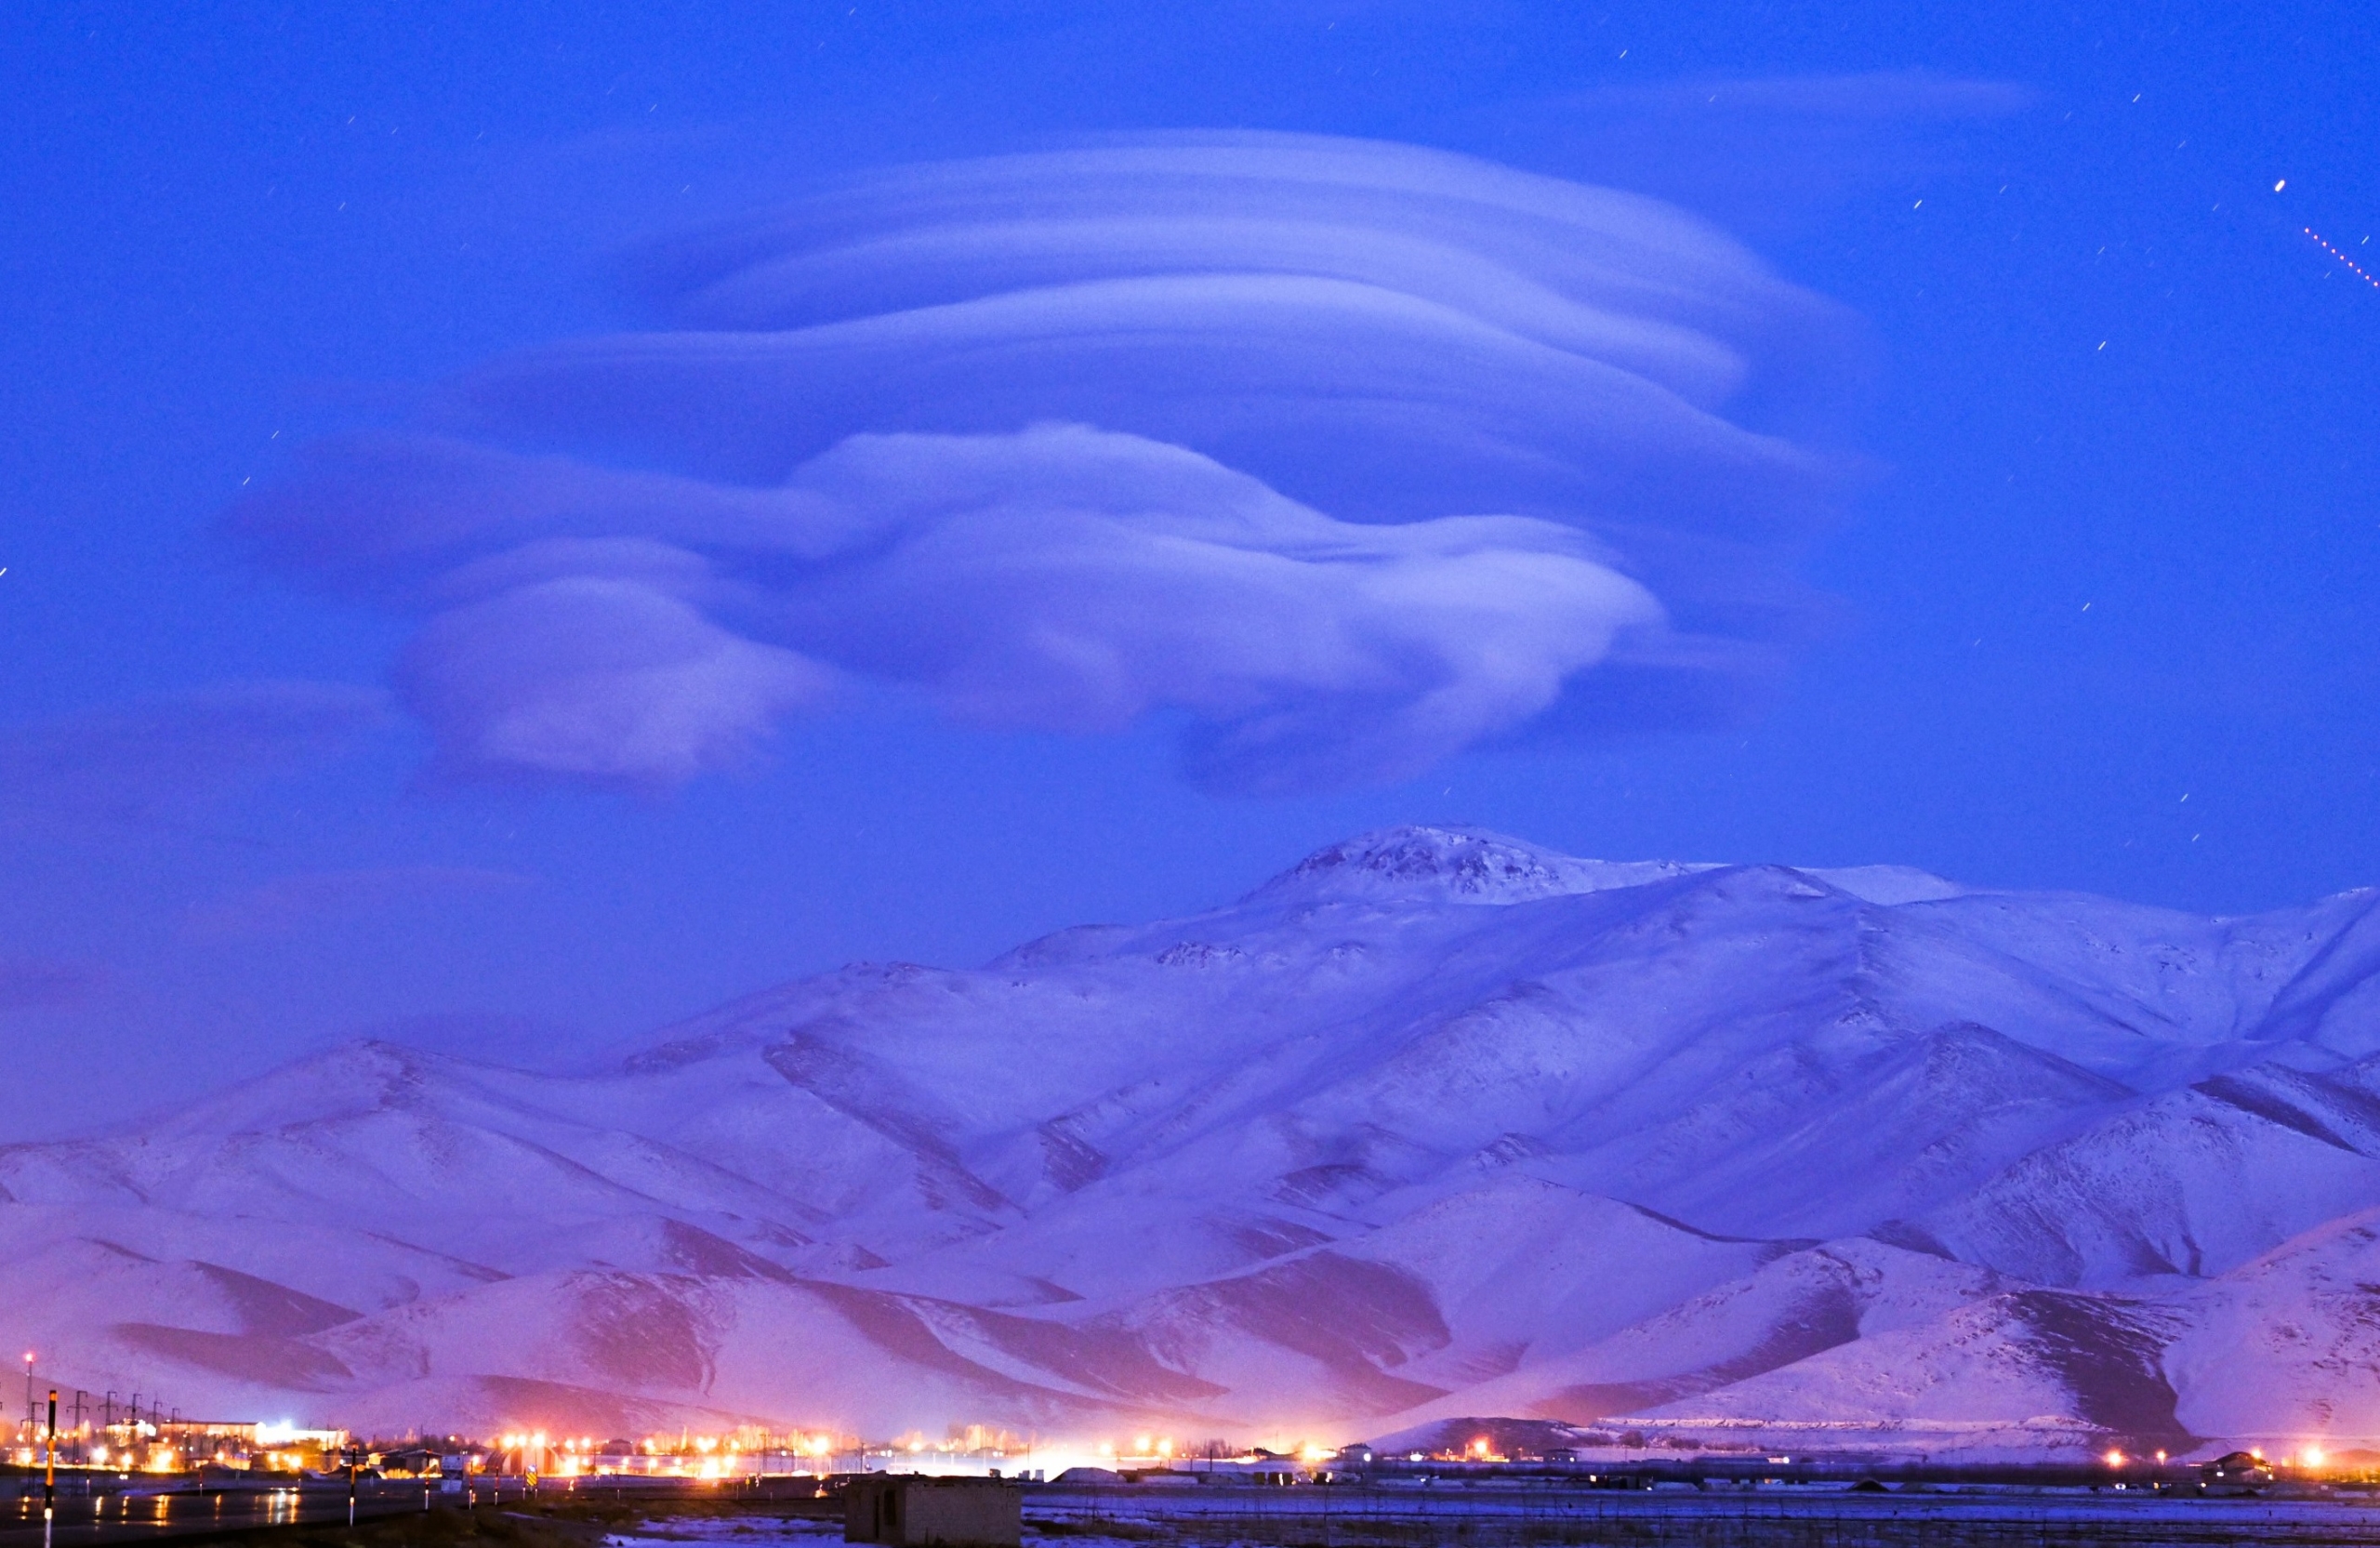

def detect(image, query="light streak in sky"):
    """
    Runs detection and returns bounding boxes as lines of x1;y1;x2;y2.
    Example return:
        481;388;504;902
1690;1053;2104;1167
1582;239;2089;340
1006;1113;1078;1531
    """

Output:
2304;227;2380;291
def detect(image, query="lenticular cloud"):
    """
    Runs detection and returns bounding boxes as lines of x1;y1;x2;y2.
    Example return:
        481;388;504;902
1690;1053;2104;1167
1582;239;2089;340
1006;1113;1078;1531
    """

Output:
232;133;1859;792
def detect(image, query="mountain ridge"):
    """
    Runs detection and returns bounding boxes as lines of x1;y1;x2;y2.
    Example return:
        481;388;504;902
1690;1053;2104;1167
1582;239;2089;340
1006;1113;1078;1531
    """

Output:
5;825;2379;1456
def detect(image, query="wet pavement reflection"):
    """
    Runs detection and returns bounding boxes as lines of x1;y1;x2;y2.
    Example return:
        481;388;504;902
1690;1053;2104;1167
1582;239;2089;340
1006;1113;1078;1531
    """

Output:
0;1481;497;1544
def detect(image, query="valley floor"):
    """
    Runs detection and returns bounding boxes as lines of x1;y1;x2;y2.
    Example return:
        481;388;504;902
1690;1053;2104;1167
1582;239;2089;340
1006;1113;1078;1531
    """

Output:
41;1487;2380;1548
624;1486;2380;1548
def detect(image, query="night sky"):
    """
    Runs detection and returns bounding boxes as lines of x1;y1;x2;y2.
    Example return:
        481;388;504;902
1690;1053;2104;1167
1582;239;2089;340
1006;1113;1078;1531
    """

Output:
4;1;2375;1135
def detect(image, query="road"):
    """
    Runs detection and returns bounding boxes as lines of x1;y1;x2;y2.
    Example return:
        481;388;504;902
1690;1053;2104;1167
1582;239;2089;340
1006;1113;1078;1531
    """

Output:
0;1481;507;1545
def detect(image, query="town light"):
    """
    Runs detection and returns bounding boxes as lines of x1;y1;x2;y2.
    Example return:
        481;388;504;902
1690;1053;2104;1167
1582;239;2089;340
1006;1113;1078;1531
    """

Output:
2105;1449;2124;1468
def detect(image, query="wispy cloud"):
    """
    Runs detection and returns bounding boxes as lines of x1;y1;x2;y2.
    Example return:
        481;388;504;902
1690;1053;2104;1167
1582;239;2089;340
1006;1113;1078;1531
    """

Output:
1578;73;2032;121
1471;73;2034;235
181;865;534;942
0;957;107;1012
233;133;1863;793
0;681;392;835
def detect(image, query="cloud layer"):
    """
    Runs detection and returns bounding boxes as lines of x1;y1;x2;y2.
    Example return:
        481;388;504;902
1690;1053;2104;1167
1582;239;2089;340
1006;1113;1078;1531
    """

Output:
1470;73;2032;239
0;681;391;833
233;133;1860;793
0;957;106;1013
182;865;534;942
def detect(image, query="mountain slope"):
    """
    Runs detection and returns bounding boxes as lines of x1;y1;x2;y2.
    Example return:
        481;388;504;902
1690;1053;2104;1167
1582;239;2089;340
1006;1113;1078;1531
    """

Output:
5;826;2379;1456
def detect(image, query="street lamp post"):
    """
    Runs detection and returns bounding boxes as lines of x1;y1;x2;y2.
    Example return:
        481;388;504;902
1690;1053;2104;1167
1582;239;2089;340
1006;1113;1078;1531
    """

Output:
45;1388;58;1548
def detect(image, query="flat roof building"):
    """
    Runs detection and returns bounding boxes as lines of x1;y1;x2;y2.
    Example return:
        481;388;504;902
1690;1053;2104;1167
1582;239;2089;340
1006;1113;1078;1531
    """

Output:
844;1475;1021;1548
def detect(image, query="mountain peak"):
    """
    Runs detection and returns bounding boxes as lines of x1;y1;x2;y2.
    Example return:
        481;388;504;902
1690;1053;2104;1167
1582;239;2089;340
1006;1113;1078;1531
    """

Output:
1252;825;1705;906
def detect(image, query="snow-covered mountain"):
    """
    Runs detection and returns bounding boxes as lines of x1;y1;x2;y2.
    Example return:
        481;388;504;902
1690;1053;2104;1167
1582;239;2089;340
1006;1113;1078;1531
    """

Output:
7;826;2380;1458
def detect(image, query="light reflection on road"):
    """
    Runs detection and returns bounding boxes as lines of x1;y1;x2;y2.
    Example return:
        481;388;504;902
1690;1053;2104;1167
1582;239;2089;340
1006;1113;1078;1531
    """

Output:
0;1483;439;1544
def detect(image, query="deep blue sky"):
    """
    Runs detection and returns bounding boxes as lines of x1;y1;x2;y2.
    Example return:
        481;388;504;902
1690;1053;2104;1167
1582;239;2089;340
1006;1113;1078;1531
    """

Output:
4;1;2375;1135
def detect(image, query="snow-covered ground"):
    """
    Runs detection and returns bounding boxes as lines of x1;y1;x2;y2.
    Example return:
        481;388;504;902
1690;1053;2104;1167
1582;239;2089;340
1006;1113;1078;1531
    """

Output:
8;826;2380;1460
619;1489;2380;1548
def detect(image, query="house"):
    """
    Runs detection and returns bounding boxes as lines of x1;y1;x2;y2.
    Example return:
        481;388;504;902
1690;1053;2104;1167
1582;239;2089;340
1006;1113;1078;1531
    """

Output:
844;1476;1022;1547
